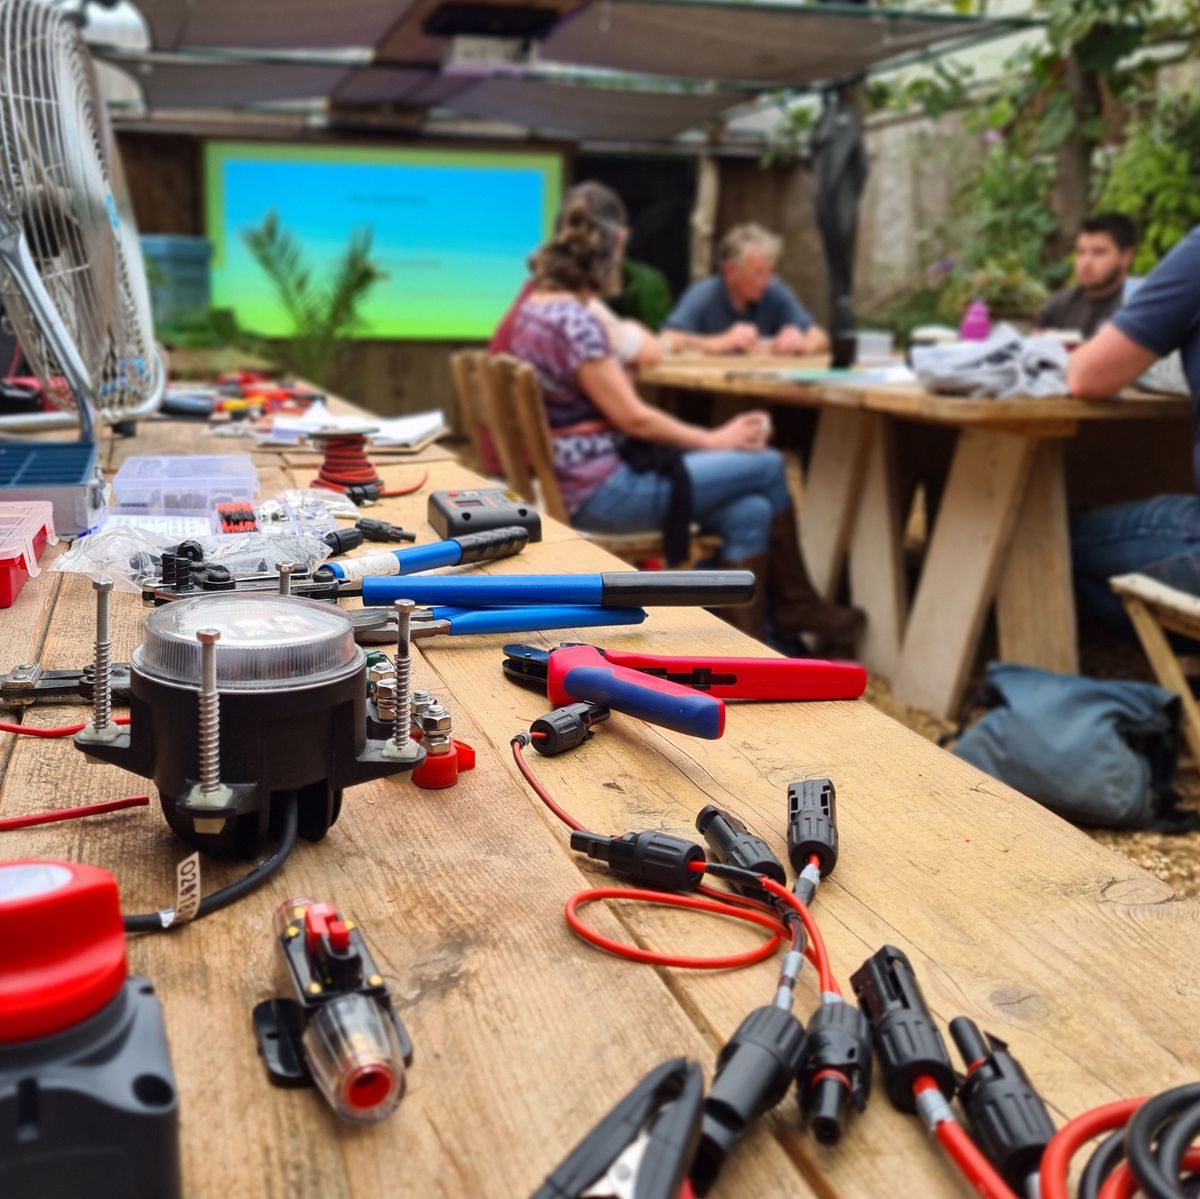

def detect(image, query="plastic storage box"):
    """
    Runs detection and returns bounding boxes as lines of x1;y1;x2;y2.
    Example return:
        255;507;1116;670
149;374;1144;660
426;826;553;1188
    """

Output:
0;500;57;607
0;443;104;538
112;454;257;514
139;235;213;325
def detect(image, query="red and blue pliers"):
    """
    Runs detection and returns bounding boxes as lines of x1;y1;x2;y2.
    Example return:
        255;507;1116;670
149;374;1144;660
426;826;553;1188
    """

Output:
502;644;867;740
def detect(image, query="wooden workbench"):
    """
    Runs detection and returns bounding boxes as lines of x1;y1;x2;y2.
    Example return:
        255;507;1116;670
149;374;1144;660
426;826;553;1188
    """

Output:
641;358;1193;719
3;416;1199;1199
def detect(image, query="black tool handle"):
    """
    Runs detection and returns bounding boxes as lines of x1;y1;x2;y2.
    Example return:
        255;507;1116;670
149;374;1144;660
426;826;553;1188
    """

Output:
599;571;757;608
454;525;529;564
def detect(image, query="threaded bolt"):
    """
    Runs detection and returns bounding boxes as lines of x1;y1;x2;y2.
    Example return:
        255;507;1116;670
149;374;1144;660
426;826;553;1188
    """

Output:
276;563;295;596
391;599;414;753
91;578;114;732
196;628;222;794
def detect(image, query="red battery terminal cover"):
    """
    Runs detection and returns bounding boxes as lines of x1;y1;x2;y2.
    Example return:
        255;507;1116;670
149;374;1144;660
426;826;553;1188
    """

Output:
0;860;127;1043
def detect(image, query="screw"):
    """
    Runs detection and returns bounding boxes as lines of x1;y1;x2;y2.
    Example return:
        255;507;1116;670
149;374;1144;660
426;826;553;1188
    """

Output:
196;628;222;795
276;563;295;596
391;600;415;754
91;578;114;732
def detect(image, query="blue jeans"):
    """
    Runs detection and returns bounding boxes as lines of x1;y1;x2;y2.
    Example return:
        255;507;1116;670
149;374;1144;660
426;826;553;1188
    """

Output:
574;449;793;560
1071;494;1200;632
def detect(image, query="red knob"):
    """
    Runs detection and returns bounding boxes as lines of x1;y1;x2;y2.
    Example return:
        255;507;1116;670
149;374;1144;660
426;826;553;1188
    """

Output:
0;860;127;1043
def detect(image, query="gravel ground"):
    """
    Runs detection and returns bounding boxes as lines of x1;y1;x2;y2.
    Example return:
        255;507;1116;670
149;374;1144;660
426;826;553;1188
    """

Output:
865;639;1200;899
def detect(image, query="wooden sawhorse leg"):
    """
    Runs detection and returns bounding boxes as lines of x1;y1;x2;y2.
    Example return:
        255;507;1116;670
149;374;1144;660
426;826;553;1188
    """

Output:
891;428;1038;720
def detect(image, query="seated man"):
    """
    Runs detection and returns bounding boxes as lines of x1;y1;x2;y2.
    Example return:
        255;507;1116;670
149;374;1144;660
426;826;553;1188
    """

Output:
1035;213;1137;340
1067;225;1200;631
662;223;829;357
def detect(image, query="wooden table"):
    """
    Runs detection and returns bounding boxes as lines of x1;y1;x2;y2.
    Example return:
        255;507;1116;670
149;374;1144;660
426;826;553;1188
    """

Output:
4;416;1199;1198
642;358;1193;719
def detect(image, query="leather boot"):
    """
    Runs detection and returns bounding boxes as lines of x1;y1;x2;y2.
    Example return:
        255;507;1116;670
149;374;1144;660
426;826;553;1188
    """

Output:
717;554;768;642
767;509;865;654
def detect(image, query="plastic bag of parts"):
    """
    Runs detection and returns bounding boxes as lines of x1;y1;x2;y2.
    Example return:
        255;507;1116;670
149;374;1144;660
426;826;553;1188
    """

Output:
52;529;330;591
257;489;352;539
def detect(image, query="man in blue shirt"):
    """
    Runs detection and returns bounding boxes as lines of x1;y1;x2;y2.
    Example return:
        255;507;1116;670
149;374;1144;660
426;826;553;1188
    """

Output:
1067;227;1200;629
662;223;830;356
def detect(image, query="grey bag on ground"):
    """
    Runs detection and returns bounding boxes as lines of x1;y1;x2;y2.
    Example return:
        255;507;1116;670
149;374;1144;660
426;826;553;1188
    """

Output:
949;662;1192;830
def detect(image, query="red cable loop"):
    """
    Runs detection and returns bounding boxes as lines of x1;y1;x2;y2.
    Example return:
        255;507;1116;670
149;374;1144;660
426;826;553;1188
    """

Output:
1098;1147;1200;1199
931;1115;1020;1199
1039;1097;1147;1199
565;886;793;971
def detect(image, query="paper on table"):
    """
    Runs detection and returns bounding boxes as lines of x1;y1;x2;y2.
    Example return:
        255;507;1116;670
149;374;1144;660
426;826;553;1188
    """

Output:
255;401;448;447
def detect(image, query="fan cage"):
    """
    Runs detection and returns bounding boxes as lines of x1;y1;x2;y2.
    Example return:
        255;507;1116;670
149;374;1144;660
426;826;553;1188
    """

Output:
0;0;161;428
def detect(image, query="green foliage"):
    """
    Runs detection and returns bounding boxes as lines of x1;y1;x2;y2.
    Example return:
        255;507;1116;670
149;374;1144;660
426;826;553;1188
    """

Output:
954;143;1060;278
241;211;385;388
936;253;1049;322
1096;89;1200;274
761;100;814;168
613;258;673;330
156;307;249;351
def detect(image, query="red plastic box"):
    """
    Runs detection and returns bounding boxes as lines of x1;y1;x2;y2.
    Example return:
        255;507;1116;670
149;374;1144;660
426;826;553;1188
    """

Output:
0;500;57;608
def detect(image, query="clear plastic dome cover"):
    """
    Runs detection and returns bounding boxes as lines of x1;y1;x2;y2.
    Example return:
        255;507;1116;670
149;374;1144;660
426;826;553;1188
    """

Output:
134;594;361;691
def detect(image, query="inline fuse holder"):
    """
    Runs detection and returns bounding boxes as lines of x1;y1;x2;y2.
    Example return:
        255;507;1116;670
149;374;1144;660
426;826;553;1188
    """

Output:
949;1017;1056;1192
850;945;955;1112
254;897;413;1125
695;804;785;897
690;1005;808;1195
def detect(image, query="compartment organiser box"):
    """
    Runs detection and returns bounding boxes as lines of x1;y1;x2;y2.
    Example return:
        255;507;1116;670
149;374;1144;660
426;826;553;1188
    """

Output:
0;443;104;538
113;454;257;514
0;499;57;606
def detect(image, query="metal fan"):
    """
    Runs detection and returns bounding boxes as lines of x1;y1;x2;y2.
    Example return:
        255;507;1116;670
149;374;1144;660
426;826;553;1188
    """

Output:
0;0;164;437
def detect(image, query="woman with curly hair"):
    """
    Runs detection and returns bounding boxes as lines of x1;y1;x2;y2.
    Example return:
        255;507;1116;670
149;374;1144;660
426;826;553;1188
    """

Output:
507;198;863;651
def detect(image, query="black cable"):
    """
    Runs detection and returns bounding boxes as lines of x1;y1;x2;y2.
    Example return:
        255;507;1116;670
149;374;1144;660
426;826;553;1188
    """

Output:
123;798;299;934
1157;1101;1200;1189
1127;1083;1200;1199
1080;1130;1127;1199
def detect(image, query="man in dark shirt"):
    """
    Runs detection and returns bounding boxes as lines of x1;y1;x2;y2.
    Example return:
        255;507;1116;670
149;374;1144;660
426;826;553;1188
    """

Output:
1067;225;1200;630
1035;213;1136;339
662;223;829;356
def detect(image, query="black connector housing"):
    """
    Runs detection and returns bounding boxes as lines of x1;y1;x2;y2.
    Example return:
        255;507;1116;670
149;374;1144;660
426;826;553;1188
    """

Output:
530;703;610;756
787;778;838;876
796;1000;873;1145
356;519;416;543
849;945;954;1112
691;1006;808;1195
695;805;785;897
949;1018;1056;1191
324;527;365;555
569;830;705;891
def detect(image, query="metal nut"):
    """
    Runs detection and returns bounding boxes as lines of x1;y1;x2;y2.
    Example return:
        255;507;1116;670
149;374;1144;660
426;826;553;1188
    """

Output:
368;662;396;686
419;705;452;737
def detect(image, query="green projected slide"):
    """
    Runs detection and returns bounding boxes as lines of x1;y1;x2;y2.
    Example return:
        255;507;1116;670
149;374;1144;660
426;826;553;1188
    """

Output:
204;141;562;340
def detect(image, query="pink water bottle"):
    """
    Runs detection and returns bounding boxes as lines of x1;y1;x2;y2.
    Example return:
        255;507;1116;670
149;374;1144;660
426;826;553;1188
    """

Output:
959;298;991;341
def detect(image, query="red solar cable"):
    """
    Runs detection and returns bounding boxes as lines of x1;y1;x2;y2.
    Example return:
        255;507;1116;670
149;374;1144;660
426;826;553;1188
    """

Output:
0;795;149;831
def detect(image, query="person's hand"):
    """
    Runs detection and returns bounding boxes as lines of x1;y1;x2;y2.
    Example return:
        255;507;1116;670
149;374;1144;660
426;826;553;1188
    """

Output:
707;410;773;451
712;322;759;354
771;326;810;356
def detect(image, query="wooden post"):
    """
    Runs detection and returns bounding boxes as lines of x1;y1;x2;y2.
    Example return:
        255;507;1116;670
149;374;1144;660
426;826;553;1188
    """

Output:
690;153;720;281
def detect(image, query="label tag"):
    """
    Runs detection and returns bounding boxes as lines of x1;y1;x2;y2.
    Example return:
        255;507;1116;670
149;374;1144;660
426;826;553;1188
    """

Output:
173;852;202;925
333;551;402;581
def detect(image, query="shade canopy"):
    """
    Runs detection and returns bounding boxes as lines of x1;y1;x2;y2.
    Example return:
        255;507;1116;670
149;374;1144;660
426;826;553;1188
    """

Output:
112;0;1025;140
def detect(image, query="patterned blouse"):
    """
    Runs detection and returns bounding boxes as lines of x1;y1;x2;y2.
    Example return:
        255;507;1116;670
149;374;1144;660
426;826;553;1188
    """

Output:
508;298;622;514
